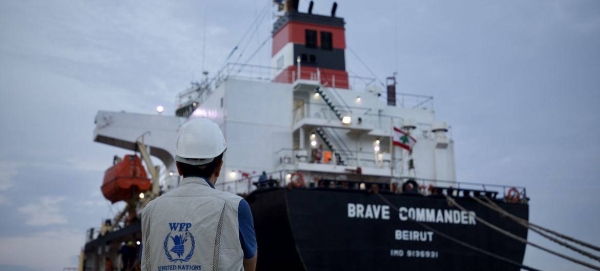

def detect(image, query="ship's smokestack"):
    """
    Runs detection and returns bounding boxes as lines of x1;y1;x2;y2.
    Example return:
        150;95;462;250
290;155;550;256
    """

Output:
331;2;338;17
284;0;299;13
308;1;314;14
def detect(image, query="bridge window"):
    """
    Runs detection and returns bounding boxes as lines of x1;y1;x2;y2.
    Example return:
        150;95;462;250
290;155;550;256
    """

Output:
305;29;317;48
301;54;308;62
321;31;332;50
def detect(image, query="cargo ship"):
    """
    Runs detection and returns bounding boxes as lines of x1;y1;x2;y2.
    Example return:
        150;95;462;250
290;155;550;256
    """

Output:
80;1;529;270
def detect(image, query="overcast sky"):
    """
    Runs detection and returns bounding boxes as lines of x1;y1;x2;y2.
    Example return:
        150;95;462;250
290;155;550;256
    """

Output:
0;0;599;270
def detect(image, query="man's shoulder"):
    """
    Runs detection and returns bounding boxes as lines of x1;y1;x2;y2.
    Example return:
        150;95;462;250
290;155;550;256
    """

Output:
213;189;244;203
141;199;155;218
141;194;167;216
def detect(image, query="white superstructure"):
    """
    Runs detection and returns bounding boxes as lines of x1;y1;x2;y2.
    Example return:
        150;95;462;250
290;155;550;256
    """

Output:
94;62;457;195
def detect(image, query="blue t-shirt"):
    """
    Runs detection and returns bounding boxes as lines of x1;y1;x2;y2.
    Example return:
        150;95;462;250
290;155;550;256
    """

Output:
204;178;257;259
237;199;257;258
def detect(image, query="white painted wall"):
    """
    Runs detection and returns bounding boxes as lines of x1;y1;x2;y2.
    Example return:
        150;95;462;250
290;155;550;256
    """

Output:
220;79;293;186
271;43;295;74
184;77;457;192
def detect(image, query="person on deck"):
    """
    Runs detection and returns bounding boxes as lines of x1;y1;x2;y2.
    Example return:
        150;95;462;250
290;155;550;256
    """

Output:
313;144;323;163
258;171;268;182
141;118;257;271
118;241;136;271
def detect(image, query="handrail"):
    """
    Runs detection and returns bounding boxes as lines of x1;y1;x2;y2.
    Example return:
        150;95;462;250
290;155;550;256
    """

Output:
175;62;434;115
324;127;353;157
320;70;353;115
215;167;528;203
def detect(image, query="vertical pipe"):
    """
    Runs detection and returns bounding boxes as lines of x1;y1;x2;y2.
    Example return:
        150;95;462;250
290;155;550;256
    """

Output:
297;56;301;81
299;128;305;152
317;67;321;83
390;117;394;179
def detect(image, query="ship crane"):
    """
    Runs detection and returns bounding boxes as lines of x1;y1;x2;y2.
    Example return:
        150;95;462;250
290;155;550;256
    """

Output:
135;133;161;202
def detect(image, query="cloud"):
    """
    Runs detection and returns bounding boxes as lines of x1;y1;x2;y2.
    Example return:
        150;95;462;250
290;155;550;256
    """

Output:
0;162;19;192
18;197;68;226
0;229;83;271
66;156;114;172
81;200;107;207
0;195;7;205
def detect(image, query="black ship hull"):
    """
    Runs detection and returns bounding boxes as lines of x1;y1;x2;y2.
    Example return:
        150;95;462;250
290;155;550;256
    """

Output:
247;188;529;271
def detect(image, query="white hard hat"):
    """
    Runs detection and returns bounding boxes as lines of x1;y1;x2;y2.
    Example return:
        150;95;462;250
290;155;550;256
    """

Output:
175;118;226;166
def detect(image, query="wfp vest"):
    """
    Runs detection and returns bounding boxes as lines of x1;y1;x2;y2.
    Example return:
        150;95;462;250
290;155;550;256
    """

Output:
141;177;244;271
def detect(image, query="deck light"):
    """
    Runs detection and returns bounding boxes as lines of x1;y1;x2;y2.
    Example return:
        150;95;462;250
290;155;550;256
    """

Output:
229;171;237;179
169;171;174;176
342;116;351;124
310;133;316;140
311;140;317;147
356;96;361;102
374;139;380;152
314;93;319;98
136;241;141;245
139;193;145;199
156;105;164;114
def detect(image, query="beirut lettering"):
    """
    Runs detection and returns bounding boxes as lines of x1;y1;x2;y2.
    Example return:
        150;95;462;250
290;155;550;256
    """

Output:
394;230;434;242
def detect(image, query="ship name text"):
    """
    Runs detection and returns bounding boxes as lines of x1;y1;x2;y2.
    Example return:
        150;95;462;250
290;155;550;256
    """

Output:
347;203;390;220
347;203;477;225
399;207;476;225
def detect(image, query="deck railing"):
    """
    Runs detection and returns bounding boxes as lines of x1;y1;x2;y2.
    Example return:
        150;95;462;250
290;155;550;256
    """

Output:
214;169;528;204
176;63;434;112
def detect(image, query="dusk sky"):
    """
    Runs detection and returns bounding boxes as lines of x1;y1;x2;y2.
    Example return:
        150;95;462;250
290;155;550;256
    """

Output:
1;0;599;270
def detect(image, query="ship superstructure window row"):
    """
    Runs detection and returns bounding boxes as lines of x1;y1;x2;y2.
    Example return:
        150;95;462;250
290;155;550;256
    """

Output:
300;53;317;64
305;29;334;51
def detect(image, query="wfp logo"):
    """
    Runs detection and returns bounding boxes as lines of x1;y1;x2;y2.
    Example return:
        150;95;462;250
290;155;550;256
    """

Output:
163;223;196;262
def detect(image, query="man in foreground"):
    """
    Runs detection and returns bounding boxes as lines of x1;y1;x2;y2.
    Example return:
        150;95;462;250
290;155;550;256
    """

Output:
141;118;257;271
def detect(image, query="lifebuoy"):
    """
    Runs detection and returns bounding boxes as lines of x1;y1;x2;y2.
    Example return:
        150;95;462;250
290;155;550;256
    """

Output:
506;187;520;203
290;172;305;188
